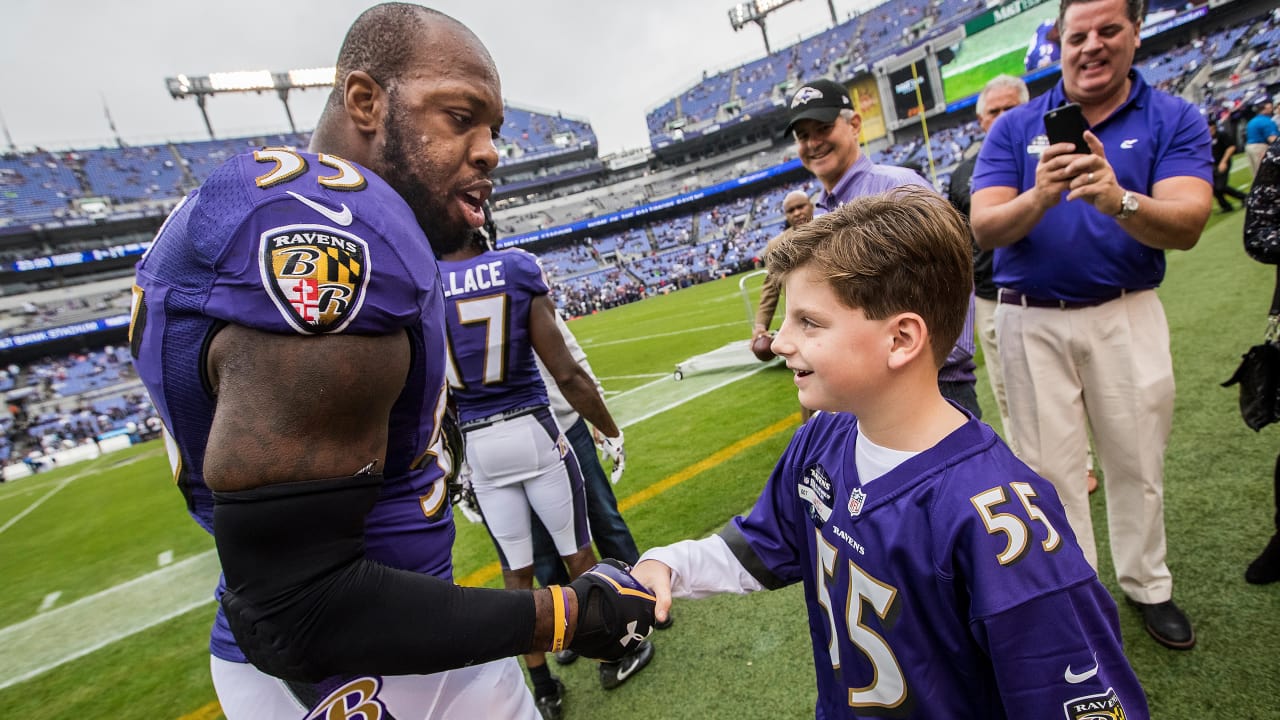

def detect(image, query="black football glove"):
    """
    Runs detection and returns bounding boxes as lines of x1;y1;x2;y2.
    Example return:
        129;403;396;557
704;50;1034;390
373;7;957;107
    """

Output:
567;559;656;662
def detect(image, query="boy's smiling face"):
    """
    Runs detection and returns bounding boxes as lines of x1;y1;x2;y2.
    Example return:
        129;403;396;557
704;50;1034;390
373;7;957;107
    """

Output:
771;264;893;414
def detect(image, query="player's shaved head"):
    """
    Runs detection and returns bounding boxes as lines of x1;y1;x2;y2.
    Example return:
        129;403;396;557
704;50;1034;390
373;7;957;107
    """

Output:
330;3;491;104
311;3;503;254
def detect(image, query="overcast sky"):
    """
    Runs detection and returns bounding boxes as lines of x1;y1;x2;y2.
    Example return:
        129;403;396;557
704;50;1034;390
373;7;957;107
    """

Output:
1;0;880;155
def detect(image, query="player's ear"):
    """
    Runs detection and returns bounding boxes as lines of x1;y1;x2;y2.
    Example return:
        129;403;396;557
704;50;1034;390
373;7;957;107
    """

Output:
886;313;928;370
343;70;385;135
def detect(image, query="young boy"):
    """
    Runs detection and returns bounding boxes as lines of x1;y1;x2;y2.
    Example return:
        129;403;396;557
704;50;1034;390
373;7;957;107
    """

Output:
631;188;1147;719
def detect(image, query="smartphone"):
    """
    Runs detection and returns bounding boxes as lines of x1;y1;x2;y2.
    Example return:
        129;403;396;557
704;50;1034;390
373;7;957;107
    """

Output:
1043;102;1091;154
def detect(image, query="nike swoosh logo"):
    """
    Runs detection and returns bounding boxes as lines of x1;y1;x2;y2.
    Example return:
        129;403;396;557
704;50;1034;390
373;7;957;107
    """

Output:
287;191;353;226
1064;659;1099;684
1120;138;1138;149
615;655;642;682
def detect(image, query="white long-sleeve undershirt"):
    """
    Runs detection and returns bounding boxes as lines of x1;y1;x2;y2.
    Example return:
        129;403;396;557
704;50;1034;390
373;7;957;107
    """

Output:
639;534;765;599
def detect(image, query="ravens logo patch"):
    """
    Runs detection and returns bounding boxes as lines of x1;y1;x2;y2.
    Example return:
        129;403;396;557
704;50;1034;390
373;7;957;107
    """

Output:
1064;688;1126;720
260;224;370;334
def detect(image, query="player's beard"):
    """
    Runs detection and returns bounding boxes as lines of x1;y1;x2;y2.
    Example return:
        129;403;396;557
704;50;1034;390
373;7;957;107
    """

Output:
379;92;470;258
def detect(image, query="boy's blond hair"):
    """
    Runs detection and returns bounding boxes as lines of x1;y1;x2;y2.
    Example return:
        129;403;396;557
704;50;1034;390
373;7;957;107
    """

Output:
768;187;972;367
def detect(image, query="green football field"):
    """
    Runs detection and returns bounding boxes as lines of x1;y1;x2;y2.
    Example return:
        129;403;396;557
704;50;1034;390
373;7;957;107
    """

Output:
1;168;1277;718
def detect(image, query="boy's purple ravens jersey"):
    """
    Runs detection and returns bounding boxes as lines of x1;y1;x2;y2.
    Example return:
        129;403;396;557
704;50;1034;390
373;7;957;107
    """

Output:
130;148;455;663
724;412;1147;719
438;249;550;423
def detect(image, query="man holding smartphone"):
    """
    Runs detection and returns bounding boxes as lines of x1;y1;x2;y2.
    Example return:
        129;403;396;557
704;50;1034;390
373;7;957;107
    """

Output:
969;0;1211;651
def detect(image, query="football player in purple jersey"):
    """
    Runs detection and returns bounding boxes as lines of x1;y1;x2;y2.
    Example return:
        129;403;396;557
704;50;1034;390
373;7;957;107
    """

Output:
439;230;653;717
633;188;1147;719
1025;18;1062;72
129;4;653;718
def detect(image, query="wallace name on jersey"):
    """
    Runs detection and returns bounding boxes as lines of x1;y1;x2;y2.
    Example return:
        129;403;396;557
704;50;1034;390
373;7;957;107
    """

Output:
443;259;506;298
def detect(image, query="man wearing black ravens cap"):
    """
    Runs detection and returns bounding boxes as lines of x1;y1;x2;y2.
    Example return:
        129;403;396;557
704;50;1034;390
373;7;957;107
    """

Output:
783;77;982;418
785;78;931;211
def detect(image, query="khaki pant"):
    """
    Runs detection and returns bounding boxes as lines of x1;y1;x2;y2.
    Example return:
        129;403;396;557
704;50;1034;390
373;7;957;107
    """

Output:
996;289;1174;603
974;296;1016;454
1247;142;1270;176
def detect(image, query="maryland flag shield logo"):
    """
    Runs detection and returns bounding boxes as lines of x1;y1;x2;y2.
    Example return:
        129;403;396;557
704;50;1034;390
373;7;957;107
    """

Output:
260;224;370;334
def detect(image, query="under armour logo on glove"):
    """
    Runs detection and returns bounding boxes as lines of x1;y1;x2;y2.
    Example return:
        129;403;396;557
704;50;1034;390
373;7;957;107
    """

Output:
567;559;656;661
620;620;647;647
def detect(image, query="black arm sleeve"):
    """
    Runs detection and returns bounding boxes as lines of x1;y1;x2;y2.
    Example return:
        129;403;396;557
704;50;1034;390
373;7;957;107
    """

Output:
213;474;535;682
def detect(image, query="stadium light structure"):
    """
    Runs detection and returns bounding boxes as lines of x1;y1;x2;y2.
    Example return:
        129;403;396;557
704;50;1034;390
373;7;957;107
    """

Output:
165;66;336;139
727;0;803;55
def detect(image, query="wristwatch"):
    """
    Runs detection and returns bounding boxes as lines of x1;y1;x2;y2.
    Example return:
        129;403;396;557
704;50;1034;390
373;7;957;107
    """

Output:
1114;190;1139;220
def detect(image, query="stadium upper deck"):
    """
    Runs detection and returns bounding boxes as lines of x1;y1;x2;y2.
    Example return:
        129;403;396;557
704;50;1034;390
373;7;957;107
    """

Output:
1;0;1273;232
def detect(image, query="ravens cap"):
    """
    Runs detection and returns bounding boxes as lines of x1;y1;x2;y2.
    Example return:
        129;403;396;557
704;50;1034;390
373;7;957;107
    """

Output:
786;78;854;134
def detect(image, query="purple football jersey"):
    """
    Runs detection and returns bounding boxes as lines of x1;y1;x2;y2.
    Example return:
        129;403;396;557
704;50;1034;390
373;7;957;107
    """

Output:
131;149;456;663
438;249;550;423
724;412;1147;719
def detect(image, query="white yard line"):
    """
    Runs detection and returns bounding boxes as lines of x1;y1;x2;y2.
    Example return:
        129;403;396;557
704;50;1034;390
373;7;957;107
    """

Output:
609;374;672;401
0;476;76;536
0;453;152;536
0;599;216;693
618;364;776;428
582;321;744;348
0;550;220;691
0;484;60;504
596;373;671;381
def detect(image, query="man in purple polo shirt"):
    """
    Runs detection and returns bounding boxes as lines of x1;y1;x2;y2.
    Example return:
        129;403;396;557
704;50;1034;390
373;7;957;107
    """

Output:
970;0;1211;651
784;78;980;417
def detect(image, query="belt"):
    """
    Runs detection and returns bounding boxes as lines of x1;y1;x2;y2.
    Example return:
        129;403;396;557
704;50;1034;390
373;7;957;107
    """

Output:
460;405;546;432
997;287;1128;310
